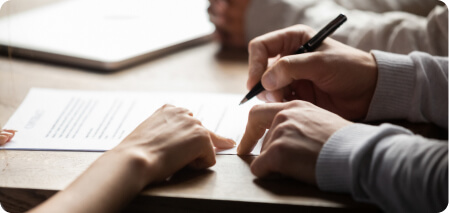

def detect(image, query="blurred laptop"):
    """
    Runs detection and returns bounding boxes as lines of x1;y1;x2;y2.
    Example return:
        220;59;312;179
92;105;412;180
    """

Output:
0;0;214;71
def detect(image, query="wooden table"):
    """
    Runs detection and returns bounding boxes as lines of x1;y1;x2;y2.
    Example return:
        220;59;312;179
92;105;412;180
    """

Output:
0;1;379;212
0;43;379;213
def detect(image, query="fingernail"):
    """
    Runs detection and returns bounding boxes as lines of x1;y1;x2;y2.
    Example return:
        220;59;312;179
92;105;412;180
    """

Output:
228;139;236;146
266;93;276;102
1;132;12;137
263;72;276;89
236;145;242;154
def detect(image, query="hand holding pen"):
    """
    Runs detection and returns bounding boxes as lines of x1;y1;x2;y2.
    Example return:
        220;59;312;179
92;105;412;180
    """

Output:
240;14;347;105
242;14;378;120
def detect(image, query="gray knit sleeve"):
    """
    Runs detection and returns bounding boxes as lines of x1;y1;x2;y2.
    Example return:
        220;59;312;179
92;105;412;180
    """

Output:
316;123;448;212
316;50;448;212
367;51;448;128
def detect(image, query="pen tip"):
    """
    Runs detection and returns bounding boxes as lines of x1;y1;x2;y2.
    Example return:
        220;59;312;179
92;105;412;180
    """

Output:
239;98;248;105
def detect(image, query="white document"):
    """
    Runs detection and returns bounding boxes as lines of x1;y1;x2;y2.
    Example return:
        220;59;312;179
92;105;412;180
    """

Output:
2;88;264;155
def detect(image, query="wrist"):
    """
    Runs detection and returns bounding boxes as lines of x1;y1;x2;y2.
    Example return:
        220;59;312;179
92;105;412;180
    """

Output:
105;147;160;189
32;149;161;213
357;51;378;120
365;50;415;121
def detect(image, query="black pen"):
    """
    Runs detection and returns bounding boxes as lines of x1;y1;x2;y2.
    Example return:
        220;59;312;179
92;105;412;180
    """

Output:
239;14;347;105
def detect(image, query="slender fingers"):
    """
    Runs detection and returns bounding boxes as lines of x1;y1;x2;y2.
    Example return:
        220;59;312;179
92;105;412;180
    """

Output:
208;130;236;149
188;139;217;170
163;105;235;149
0;135;8;146
0;129;16;145
188;129;235;170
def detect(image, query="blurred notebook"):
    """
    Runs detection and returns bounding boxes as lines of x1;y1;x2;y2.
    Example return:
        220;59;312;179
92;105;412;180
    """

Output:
0;0;214;71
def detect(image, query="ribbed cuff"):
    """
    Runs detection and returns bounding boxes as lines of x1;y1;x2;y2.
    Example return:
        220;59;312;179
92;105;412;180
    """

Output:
316;123;380;193
365;50;416;121
316;123;413;195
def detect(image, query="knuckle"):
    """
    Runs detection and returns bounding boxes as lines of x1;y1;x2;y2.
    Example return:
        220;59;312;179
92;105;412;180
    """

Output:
287;100;300;108
271;120;297;140
277;121;296;132
274;110;289;122
176;107;191;115
189;119;202;128
276;57;291;71
270;141;289;154
190;125;209;139
248;38;263;54
177;106;188;112
182;116;199;127
161;104;177;114
191;118;202;125
287;100;309;108
271;124;287;139
266;141;289;165
308;52;326;64
161;104;175;109
248;39;258;49
248;104;264;117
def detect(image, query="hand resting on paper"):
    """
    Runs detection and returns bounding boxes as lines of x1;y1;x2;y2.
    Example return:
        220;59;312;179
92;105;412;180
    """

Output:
29;104;236;213
237;101;352;184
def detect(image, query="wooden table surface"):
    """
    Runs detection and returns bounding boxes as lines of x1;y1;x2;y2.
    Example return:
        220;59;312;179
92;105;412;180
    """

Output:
0;42;379;213
0;1;379;212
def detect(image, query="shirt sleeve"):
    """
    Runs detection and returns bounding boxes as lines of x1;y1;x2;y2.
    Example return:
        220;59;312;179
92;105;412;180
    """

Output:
316;123;448;212
332;0;437;15
366;51;448;129
245;1;447;56
316;50;448;211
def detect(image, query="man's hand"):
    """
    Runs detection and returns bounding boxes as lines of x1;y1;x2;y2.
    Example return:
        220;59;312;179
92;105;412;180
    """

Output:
247;24;378;120
237;101;351;184
208;0;250;47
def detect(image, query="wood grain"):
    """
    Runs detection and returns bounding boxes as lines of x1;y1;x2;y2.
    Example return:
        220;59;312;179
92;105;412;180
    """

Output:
0;152;377;212
0;23;378;212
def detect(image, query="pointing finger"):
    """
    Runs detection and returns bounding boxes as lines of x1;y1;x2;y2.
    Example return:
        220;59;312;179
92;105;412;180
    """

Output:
237;103;288;155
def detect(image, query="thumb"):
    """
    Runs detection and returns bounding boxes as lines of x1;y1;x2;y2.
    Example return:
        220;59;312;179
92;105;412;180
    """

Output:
261;53;329;91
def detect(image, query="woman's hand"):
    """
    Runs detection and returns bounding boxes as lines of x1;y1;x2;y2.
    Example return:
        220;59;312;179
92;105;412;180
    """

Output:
113;104;236;184
30;105;235;213
0;129;16;145
247;24;378;120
